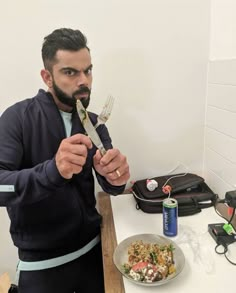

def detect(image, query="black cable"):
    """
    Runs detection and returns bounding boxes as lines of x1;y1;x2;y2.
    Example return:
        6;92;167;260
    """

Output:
224;251;236;265
213;197;228;221
213;202;236;229
215;239;236;265
215;243;227;255
214;204;228;222
228;207;236;225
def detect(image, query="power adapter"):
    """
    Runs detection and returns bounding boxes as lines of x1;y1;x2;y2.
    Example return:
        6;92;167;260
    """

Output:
208;223;236;246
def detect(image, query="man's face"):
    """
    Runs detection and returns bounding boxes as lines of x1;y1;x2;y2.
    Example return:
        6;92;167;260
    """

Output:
49;48;93;111
52;78;90;110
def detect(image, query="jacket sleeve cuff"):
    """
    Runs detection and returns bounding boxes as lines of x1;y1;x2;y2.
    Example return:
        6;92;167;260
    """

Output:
96;174;126;195
45;159;69;187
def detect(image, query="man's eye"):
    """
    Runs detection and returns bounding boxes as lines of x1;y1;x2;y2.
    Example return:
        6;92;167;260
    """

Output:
85;68;92;75
65;70;75;76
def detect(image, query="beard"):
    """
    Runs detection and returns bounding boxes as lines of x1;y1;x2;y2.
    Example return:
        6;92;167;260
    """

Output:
52;80;91;110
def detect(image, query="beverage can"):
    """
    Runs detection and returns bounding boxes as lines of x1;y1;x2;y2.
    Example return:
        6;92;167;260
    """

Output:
163;198;178;237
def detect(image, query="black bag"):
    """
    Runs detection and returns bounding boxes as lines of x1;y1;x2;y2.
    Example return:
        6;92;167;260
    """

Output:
131;173;217;216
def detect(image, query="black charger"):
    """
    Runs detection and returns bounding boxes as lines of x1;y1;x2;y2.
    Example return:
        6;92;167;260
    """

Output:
208;223;236;245
225;190;236;208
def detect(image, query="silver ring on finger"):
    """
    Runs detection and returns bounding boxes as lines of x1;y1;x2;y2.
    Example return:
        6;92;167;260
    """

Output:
115;169;121;178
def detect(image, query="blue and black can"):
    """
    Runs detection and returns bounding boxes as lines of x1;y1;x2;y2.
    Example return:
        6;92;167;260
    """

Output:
163;198;178;237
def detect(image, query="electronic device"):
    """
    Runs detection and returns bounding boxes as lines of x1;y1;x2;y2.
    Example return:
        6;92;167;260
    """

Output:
208;223;236;246
208;190;236;246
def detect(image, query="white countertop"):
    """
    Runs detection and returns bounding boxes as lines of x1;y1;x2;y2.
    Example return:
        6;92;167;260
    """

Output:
110;193;236;293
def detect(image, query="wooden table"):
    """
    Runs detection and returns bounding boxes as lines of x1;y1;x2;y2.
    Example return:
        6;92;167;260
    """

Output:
0;273;10;293
98;192;125;293
97;191;236;293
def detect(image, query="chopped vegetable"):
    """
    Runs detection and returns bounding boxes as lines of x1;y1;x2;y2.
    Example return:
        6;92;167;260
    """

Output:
122;240;176;283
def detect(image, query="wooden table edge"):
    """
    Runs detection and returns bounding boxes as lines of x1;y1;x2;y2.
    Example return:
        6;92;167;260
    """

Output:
98;191;125;293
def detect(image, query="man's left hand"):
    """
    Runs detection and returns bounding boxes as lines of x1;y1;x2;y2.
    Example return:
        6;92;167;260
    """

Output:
93;149;130;186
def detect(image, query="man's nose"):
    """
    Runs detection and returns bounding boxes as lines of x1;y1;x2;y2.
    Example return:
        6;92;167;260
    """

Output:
77;72;88;87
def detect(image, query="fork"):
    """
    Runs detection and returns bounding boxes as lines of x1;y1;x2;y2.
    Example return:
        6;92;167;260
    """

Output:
94;95;115;129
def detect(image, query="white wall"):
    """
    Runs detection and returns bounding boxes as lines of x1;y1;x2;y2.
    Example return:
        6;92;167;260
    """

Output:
0;0;210;179
0;0;210;280
209;0;236;60
204;60;236;197
204;0;236;198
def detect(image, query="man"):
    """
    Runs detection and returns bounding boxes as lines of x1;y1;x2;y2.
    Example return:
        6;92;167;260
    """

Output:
0;28;130;293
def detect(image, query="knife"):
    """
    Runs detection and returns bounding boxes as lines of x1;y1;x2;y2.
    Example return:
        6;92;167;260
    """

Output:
76;100;107;156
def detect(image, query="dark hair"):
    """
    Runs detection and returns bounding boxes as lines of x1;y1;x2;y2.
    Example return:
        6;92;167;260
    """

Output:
42;28;89;71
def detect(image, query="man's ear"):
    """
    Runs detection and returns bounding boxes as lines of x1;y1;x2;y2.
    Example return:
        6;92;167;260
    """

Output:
40;69;53;88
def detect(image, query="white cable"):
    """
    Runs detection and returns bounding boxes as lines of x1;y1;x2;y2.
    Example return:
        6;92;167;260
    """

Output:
166;162;189;175
162;172;188;188
132;190;164;203
132;162;190;203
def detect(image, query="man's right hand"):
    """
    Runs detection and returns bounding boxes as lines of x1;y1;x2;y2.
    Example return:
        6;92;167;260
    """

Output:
55;134;92;179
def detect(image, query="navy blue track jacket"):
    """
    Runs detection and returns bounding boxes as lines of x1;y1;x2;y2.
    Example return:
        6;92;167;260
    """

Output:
0;89;125;261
